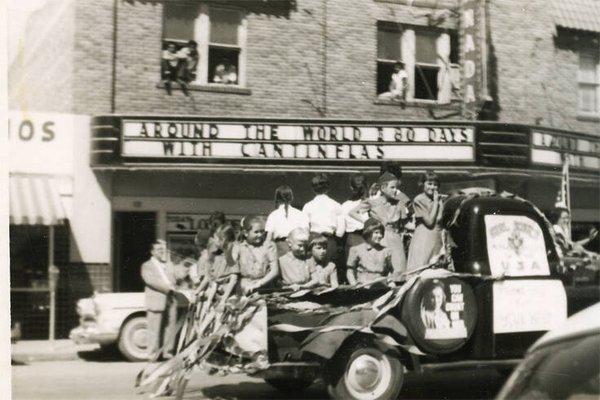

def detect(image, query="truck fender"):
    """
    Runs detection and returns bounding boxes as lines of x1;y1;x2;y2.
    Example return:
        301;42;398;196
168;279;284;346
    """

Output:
300;309;408;360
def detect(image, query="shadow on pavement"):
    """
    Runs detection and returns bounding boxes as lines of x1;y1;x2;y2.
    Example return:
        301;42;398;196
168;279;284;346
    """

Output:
78;346;125;362
185;369;507;400
401;369;507;399
187;381;328;400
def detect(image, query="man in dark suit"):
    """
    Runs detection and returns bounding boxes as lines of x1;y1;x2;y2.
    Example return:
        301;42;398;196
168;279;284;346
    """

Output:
141;239;177;360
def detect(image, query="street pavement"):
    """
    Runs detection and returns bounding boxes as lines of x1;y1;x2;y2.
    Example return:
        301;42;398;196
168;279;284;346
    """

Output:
11;349;507;399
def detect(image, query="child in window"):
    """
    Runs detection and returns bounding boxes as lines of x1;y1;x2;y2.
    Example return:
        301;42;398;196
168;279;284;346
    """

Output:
346;218;393;285
232;215;279;295
278;228;317;290
307;234;339;288
161;42;179;95
377;61;408;104
177;40;199;83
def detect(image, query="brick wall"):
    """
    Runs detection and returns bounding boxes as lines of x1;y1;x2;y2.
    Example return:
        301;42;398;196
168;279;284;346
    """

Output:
10;0;598;133
488;0;598;135
111;0;459;120
72;0;115;115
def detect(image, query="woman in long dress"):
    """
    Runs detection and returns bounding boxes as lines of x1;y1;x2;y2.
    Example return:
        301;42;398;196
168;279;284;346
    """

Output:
407;170;443;270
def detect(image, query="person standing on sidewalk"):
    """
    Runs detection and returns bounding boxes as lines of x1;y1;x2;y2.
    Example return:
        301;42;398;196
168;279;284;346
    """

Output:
141;239;177;360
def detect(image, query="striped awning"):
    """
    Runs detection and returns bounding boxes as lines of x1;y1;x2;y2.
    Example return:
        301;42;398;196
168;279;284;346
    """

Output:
551;0;600;33
9;175;67;225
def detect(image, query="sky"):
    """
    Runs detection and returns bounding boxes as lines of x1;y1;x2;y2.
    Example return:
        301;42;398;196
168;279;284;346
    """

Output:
7;0;48;63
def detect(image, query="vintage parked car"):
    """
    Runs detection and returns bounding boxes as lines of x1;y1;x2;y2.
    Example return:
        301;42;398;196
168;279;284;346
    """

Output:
496;302;600;400
69;292;147;361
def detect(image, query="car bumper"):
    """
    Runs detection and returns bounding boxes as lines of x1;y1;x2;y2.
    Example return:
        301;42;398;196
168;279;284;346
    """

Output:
69;324;118;346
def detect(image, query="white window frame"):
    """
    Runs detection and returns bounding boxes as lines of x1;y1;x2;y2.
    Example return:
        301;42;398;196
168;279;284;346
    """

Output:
376;24;457;104
578;49;600;117
162;2;247;87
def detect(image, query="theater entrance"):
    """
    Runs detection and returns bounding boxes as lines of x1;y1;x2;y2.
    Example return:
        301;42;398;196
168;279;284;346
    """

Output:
113;212;156;292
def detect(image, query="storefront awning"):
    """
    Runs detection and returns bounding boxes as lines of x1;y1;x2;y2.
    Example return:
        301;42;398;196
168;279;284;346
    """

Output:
9;175;67;225
551;0;600;33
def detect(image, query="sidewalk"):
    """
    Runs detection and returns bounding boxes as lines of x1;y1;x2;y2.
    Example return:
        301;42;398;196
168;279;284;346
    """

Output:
11;339;100;363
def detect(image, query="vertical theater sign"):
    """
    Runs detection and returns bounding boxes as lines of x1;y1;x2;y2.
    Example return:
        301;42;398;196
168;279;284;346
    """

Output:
461;0;488;119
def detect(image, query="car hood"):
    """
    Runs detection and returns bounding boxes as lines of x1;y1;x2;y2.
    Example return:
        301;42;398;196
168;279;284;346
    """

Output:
93;292;145;310
531;302;600;352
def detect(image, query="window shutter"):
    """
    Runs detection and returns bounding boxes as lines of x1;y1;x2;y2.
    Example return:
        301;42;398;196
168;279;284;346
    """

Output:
402;29;416;101
437;33;451;104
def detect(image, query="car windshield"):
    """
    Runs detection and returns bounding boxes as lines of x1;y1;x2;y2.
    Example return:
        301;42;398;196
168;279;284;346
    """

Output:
498;333;600;399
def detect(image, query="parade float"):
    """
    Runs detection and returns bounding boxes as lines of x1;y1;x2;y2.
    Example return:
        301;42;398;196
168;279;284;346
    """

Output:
130;192;599;400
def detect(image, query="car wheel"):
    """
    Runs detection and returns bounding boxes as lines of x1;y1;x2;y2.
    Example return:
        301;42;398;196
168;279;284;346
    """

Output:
118;316;149;362
264;378;313;393
327;342;404;400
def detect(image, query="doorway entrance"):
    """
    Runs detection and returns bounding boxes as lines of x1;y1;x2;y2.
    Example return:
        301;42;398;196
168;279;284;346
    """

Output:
113;212;156;292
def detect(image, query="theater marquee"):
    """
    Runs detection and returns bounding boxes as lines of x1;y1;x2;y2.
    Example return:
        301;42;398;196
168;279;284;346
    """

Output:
120;120;475;162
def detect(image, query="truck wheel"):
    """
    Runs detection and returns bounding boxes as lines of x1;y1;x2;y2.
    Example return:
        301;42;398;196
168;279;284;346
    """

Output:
327;343;404;400
264;378;313;393
118;315;149;362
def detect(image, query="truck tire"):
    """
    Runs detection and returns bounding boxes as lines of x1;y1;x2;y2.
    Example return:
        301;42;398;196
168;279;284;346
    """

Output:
326;341;404;400
400;276;477;355
118;315;149;362
264;378;313;393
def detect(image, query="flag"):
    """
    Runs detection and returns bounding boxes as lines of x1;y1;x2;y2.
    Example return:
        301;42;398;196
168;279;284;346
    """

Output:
555;155;570;211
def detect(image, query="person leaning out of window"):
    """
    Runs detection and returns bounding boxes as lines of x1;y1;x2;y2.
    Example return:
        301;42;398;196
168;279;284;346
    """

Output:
377;61;408;103
176;40;199;84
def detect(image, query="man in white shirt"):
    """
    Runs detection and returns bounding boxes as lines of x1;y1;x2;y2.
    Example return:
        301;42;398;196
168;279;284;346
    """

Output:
302;174;345;270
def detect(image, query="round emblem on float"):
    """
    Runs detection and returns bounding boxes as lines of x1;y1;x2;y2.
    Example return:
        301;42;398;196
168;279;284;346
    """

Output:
401;277;477;354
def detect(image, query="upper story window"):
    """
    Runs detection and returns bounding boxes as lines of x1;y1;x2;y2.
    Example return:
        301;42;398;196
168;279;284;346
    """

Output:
377;23;459;104
578;49;599;115
162;3;246;90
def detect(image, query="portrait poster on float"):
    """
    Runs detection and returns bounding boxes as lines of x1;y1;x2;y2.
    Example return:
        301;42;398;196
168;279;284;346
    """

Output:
484;215;550;276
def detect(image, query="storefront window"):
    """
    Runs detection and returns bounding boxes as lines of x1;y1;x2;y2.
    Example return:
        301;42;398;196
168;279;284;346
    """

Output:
162;3;245;87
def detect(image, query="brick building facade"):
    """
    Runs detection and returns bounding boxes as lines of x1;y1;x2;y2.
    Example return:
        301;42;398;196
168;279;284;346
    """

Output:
10;0;600;131
8;0;599;338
